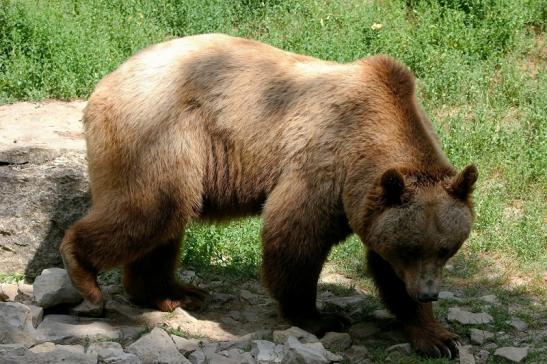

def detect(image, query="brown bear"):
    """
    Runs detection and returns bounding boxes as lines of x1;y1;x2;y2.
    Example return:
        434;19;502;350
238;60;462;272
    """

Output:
60;34;477;358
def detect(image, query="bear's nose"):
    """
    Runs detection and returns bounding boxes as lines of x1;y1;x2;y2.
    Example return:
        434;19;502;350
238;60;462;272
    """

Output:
417;291;439;302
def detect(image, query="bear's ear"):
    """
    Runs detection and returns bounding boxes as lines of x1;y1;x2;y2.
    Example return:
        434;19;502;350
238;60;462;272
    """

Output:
448;164;478;200
381;168;405;204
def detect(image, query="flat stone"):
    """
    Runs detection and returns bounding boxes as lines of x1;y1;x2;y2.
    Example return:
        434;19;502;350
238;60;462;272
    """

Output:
0;343;97;363
1;283;18;301
345;345;370;363
320;332;351;352
322;295;369;312
508;318;528;332
349;322;380;340
459;345;475;364
439;291;463;302
243;310;260;322
29;342;57;353
33;268;82;308
127;327;189;364
494;347;528;363
251;340;283;363
218;330;270;352
476;349;489;364
447;307;493;325
470;328;494;345
87;341;140;364
34;314;122;344
372;309;395;320
483;342;498;351
0;302;36;347
479;295;499;305
70;299;104;317
283;336;329;363
240;289;263;305
189;349;206;364
273;326;318;344
217;350;255;364
211;292;236;304
387;343;412;355
171;335;201;355
207;351;241;364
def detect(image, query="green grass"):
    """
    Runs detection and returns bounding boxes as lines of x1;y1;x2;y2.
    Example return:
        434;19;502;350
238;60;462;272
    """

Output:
1;0;545;347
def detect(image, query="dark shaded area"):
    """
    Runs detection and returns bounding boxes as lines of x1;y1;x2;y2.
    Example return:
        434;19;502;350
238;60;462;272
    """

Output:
21;155;90;280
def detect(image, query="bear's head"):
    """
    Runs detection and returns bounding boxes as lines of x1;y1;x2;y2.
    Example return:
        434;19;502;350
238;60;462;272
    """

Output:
363;165;478;302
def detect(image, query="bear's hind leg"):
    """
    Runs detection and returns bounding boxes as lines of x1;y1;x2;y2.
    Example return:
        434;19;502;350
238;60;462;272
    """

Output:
123;238;207;312
367;250;459;358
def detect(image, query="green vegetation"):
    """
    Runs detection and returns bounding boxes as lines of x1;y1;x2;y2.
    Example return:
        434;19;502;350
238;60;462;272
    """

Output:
1;2;545;359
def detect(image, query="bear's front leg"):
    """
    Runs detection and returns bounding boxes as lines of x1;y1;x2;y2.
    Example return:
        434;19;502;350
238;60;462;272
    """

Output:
367;251;459;358
261;176;351;336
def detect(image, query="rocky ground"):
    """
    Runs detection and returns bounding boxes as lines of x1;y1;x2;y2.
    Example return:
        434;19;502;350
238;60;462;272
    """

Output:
0;267;545;364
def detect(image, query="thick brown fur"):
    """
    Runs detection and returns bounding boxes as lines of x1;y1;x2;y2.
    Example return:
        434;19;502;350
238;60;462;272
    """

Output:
60;34;477;357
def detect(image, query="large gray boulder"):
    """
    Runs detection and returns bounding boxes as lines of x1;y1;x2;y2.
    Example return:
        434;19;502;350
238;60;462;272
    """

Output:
33;268;82;308
0;101;89;278
0;302;37;347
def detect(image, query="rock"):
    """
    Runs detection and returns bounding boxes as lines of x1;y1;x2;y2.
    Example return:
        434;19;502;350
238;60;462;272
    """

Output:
189;349;206;364
71;299;105;317
372;309;395;320
483;342;498;351
243;310;260;322
469;328;494;345
322;295;369;312
479;295;499;305
217;331;270;352
207;351;241;364
127;327;189;364
386;343;412;362
87;341;140;364
0;101;89;277
240;289;263;304
386;343;412;355
0;342;97;363
508;318;528;332
447;307;493;325
229;310;243;321
16;282;34;300
494;347;528;363
211;292;236;304
1;283;18;301
349;322;380;340
320;332;351;352
345;345;370;363
0;302;36;347
273;327;319;344
28;304;43;328
34;314;122;344
282;336;329;364
171;335;201;355
251;340;284;363
439;290;455;299
475;349;489;364
325;351;343;362
459;345;475;364
33;268;82;308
